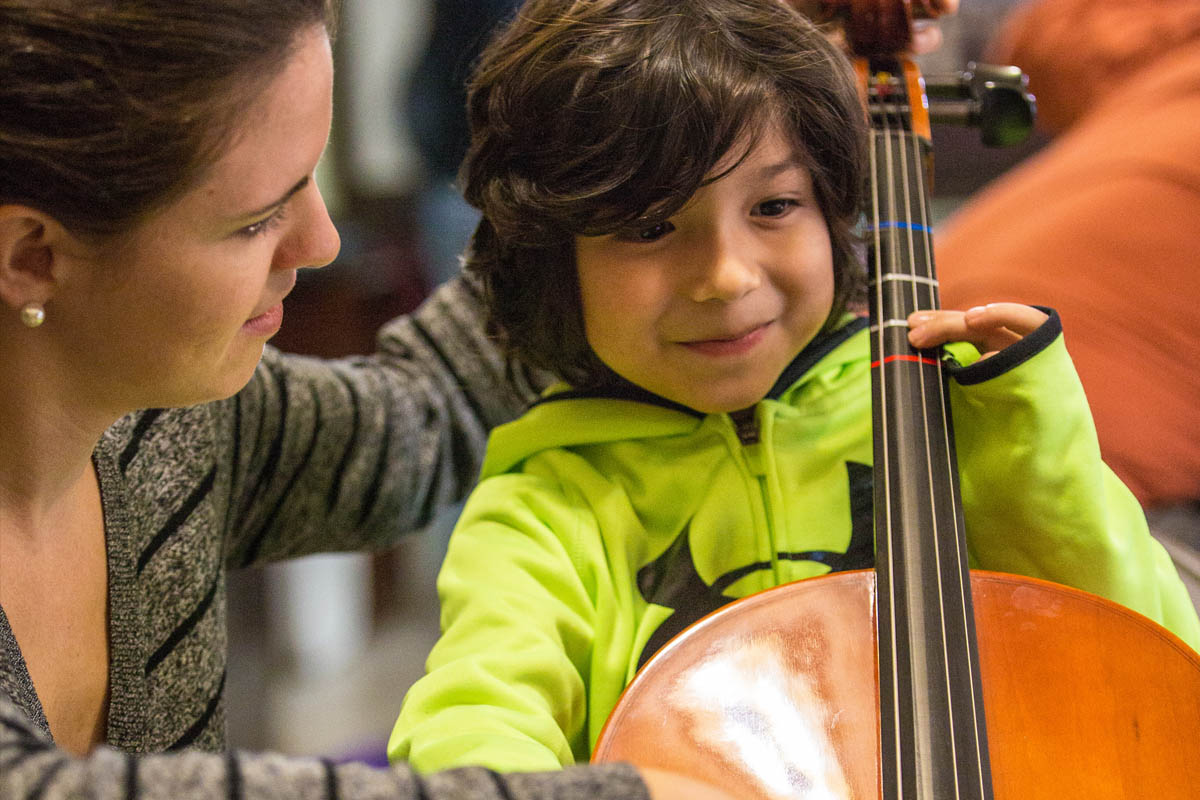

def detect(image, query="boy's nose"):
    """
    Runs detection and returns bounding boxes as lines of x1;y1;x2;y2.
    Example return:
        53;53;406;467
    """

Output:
688;230;762;303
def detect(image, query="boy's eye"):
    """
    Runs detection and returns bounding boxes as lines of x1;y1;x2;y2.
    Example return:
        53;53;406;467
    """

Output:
755;198;798;218
618;220;675;243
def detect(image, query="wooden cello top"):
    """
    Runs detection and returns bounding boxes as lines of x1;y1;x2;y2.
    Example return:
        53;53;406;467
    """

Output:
593;569;1200;799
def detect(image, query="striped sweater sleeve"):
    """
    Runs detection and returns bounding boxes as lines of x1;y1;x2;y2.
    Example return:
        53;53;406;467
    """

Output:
221;272;548;566
0;696;649;800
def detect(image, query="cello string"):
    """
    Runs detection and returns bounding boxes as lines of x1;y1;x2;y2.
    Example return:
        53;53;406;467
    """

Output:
868;69;906;799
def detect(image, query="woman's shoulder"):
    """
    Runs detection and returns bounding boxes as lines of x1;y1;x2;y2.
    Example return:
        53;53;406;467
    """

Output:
100;402;226;468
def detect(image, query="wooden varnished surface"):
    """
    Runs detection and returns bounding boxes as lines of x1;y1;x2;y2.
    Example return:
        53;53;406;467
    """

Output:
593;570;1200;799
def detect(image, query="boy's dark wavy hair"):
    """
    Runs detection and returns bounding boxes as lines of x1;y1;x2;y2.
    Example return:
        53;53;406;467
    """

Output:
462;0;866;387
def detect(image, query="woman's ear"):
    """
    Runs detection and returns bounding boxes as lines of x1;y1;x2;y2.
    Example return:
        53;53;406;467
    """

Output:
0;205;63;312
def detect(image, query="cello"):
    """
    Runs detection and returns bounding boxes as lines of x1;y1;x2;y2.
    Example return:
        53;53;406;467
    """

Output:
592;2;1200;797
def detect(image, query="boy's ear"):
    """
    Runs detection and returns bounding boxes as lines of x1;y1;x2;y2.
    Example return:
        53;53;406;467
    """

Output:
0;205;67;312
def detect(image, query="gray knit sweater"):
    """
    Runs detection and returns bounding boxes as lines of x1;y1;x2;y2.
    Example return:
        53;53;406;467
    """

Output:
0;274;648;800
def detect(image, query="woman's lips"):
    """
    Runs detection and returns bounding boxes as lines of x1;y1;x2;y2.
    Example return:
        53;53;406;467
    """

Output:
243;302;284;336
679;322;770;356
244;273;297;336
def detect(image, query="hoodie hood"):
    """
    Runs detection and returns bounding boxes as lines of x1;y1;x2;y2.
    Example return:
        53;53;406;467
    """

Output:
479;316;871;478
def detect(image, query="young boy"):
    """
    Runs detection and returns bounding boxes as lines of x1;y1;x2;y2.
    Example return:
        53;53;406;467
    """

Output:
389;0;1200;775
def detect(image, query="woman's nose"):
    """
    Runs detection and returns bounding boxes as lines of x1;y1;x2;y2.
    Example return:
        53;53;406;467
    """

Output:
277;180;341;272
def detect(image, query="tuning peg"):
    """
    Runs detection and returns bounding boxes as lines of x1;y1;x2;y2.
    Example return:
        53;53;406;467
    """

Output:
924;62;1036;147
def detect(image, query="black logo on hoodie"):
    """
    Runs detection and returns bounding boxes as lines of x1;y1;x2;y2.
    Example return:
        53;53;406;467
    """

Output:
634;461;873;668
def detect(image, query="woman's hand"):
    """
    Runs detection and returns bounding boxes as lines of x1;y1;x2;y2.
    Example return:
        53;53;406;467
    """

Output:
907;302;1048;359
639;768;740;800
786;0;960;54
911;0;959;54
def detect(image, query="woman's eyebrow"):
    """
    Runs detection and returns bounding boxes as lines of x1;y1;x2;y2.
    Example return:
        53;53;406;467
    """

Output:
239;175;311;219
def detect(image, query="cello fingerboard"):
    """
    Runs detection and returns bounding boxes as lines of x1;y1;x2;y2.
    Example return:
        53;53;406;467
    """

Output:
864;58;995;800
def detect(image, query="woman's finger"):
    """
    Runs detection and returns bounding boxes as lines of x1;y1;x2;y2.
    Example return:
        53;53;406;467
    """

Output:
910;21;944;54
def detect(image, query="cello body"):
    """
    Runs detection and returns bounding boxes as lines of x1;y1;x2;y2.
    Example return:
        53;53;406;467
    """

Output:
592;569;1200;798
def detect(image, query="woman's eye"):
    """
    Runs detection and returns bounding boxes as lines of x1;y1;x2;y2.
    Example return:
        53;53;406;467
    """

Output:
238;207;287;238
618;220;675;243
755;198;797;218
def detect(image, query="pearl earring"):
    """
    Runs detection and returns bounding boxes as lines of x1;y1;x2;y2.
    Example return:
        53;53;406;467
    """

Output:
20;302;46;328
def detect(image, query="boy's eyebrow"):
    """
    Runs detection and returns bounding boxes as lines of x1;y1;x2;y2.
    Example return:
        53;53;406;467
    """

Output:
239;175;311;219
755;158;808;179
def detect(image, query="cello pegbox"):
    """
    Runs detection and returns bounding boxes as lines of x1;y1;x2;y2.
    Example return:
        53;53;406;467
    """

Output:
924;63;1037;147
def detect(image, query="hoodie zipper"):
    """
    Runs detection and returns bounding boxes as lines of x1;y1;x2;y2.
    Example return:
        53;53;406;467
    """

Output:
730;408;760;445
728;407;779;584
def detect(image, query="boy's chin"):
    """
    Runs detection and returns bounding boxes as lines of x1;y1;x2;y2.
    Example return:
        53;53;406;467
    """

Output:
679;386;773;415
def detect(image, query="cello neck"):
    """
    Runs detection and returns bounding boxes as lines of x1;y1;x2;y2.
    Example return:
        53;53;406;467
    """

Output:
863;55;995;800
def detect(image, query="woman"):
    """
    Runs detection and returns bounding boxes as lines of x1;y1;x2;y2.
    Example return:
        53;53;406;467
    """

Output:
0;1;732;798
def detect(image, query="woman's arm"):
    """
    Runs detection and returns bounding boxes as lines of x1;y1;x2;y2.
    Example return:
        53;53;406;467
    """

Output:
0;695;654;800
220;271;548;567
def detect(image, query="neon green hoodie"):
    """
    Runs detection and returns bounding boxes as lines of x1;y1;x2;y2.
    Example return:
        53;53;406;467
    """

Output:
389;312;1200;773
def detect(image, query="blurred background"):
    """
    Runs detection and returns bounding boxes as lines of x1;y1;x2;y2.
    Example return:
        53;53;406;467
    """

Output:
225;0;1043;766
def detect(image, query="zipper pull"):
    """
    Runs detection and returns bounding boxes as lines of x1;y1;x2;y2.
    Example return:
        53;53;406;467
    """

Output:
730;408;760;445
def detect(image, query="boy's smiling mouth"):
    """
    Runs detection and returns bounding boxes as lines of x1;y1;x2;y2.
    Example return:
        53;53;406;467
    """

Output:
679;321;772;355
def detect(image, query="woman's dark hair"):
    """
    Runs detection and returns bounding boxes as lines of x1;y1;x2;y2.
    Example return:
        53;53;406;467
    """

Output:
0;0;339;238
461;0;866;387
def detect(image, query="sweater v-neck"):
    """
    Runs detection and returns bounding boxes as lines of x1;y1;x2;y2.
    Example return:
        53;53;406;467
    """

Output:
0;436;148;751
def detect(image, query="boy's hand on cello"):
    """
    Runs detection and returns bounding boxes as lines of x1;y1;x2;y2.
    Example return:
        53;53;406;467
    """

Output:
907;302;1049;359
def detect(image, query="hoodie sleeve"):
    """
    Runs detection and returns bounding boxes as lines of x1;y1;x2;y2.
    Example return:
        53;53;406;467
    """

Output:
388;468;605;774
947;312;1200;652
